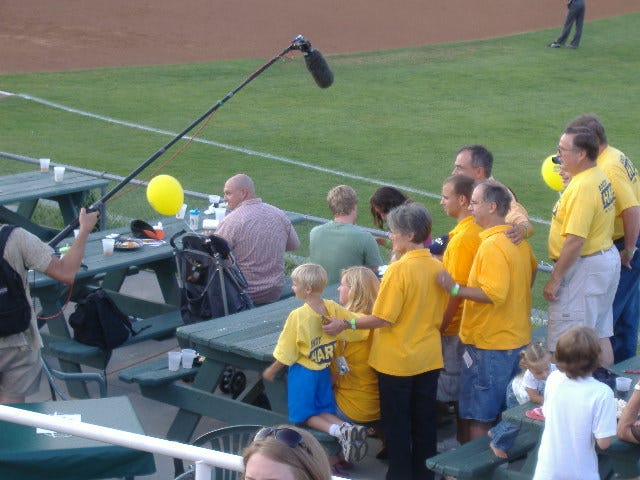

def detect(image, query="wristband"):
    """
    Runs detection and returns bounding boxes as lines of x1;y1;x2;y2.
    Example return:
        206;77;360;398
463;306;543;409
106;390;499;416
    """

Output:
384;238;392;249
349;318;357;330
624;248;637;257
635;382;640;392
450;283;460;297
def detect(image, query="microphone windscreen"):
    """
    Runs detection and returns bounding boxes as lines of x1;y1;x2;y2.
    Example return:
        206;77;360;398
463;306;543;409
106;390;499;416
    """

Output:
304;49;334;89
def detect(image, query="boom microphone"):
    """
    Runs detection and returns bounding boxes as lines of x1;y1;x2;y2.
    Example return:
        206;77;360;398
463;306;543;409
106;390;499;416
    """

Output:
291;35;334;89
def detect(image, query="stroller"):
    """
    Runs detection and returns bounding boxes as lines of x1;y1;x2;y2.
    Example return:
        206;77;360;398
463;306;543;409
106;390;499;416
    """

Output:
170;230;254;324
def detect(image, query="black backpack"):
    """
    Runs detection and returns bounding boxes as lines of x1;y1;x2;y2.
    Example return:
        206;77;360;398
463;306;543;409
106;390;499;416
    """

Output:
170;230;254;324
69;288;146;350
0;225;32;337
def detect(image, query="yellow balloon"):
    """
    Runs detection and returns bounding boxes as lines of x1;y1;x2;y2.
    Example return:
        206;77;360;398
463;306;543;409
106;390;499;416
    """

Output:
541;155;563;191
146;174;184;215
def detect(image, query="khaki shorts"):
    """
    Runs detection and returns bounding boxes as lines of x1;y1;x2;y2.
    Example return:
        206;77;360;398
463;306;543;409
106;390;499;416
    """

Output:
547;246;620;351
0;344;42;399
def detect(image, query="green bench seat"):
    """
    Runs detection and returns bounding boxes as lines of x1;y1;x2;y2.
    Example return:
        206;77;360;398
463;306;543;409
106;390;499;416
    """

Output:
426;426;540;480
43;309;184;370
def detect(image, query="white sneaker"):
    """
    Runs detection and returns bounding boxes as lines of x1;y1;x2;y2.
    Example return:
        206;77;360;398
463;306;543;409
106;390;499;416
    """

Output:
338;423;369;462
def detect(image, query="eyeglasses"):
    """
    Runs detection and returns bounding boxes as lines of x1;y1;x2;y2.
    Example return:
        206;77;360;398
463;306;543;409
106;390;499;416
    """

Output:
254;427;311;454
557;145;578;153
469;200;485;206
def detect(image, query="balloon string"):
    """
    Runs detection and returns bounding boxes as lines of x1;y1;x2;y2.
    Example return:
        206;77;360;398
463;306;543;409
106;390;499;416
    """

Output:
106;53;294;206
107;109;217;204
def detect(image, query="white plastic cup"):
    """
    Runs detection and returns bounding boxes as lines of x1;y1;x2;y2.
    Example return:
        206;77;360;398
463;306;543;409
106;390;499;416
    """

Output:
168;351;182;371
214;207;226;222
53;166;65;182
101;238;115;256
39;158;50;172
181;348;197;369
616;376;632;393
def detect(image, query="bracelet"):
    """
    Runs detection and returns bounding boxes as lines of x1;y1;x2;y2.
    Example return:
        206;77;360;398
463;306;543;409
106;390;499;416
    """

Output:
634;382;640;391
450;283;460;296
624;248;637;257
349;318;357;329
384;238;392;249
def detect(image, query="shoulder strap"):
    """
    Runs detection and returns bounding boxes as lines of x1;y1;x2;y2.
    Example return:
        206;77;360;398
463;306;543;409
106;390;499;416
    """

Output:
0;225;18;258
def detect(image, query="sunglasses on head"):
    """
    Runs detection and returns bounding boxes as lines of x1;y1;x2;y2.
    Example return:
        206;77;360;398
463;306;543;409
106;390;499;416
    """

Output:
254;427;311;454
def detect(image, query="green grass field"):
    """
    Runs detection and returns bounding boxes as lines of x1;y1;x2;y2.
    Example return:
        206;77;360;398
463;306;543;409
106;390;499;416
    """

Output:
1;13;639;310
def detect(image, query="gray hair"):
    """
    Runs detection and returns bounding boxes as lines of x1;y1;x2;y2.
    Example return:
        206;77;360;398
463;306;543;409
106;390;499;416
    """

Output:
386;202;432;245
477;180;511;218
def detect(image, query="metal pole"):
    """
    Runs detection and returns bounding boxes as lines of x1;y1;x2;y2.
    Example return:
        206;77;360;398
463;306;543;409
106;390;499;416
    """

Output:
48;40;299;247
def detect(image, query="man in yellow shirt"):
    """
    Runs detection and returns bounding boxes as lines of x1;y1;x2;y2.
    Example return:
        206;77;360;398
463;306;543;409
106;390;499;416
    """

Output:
566;114;640;363
452;144;533;244
437;180;537;442
437;174;482;443
544;126;619;366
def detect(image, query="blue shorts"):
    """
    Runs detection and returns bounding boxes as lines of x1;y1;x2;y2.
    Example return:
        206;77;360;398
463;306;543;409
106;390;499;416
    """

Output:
458;345;523;423
287;363;336;423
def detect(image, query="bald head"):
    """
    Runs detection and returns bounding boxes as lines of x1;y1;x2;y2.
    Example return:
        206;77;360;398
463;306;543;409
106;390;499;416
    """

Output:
223;173;256;210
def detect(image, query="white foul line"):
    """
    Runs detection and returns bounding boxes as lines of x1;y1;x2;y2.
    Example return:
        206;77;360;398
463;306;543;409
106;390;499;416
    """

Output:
5;90;550;225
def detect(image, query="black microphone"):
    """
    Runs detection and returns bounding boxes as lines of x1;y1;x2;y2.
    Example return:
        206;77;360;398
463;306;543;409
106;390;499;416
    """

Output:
291;35;334;89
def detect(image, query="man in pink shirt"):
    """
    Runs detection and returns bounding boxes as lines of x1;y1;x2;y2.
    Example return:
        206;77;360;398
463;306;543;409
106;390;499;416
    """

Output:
216;174;300;304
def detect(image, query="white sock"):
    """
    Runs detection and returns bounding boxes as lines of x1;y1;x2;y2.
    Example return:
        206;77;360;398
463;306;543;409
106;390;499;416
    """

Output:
329;423;342;437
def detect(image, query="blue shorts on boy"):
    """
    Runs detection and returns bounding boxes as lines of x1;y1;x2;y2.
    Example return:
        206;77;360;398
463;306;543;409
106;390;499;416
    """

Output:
287;363;336;423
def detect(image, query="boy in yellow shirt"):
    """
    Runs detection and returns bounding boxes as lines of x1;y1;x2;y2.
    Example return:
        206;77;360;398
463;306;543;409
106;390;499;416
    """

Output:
263;263;369;463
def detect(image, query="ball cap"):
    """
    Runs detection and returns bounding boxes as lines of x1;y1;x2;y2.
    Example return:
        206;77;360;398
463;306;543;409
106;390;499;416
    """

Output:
427;234;449;255
130;219;165;240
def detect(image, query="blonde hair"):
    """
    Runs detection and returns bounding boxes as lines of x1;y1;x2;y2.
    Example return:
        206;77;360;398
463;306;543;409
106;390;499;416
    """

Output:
519;342;551;372
242;425;332;480
340;266;379;314
327;185;358;216
291;263;328;294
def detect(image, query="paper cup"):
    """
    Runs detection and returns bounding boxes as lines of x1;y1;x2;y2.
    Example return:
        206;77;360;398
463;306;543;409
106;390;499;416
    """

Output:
101;238;115;256
214;208;226;222
168;351;182;371
181;348;197;369
53;166;65;182
616;376;632;392
39;158;50;172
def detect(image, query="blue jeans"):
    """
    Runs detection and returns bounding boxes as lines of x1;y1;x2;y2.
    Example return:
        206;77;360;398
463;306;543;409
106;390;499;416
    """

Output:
378;369;439;480
458;345;523;423
611;237;640;363
488;379;521;452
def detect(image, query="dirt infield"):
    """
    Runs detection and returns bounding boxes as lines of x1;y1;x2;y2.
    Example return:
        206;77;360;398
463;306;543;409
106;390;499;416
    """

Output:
1;0;637;74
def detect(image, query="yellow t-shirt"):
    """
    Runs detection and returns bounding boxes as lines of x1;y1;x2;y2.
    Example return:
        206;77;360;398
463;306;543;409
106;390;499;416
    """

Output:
459;225;537;350
369;248;447;376
597;145;640;240
331;321;380;423
273;300;365;370
442;216;483;336
548;167;615;260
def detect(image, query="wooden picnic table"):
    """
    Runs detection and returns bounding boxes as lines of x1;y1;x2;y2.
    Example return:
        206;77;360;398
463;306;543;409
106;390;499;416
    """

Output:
0;396;156;480
120;286;340;447
0;169;108;239
31;217;187;397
